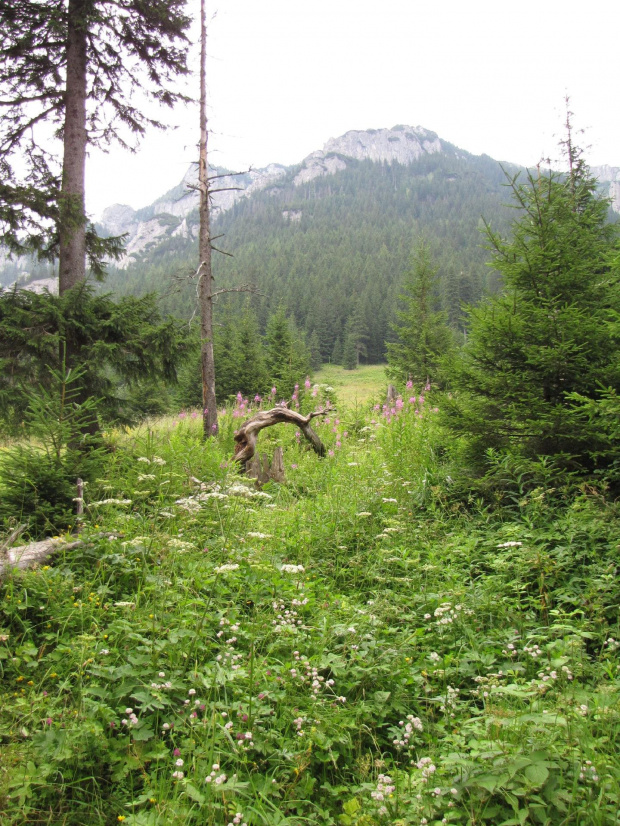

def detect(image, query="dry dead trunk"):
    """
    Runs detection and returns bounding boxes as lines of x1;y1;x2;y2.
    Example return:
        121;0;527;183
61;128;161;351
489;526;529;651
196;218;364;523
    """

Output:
198;0;217;439
233;407;327;468
0;536;83;579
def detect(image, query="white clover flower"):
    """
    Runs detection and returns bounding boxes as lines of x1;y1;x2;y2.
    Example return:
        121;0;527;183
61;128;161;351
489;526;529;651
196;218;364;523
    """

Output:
247;532;272;539
214;563;240;574
281;564;305;574
175;758;184;767
137;457;150;463
497;540;522;548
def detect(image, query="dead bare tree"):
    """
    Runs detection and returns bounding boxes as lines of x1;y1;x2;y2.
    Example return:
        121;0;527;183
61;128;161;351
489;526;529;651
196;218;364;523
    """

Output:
198;0;217;439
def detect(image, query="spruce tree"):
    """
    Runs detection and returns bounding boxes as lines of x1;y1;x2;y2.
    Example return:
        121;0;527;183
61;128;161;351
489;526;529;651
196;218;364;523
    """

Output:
443;143;620;470
0;0;191;280
265;307;310;397
387;240;452;386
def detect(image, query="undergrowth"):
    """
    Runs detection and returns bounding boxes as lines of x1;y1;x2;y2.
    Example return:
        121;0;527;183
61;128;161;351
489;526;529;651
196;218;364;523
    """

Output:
1;389;619;825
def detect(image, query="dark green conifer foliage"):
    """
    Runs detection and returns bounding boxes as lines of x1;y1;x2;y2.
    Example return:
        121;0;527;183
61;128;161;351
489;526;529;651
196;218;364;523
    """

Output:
0;286;187;430
307;330;323;370
443;143;620;472
0;362;107;537
342;300;369;370
234;308;269;398
0;0;190;271
265;307;310;396
331;336;343;365
387;240;452;386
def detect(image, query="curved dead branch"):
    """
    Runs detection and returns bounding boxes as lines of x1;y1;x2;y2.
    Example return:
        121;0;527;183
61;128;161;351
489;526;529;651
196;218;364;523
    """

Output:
233;407;327;467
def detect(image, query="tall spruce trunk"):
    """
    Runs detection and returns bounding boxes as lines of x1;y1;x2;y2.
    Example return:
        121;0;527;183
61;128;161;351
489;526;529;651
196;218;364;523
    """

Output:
198;0;218;438
58;0;98;436
59;0;88;296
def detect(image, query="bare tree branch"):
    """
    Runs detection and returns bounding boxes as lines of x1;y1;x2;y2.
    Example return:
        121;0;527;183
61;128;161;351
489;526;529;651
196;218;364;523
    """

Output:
233;407;328;468
212;283;260;297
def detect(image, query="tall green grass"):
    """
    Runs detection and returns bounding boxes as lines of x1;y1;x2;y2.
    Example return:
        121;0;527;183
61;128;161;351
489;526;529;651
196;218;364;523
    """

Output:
1;384;619;825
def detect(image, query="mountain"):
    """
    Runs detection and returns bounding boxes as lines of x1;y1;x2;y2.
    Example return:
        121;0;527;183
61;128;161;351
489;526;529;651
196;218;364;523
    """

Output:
95;124;521;361
3;125;619;363
96;126;451;268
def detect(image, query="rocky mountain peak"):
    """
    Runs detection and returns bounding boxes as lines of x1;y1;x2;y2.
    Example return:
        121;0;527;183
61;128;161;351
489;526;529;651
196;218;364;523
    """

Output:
293;125;443;185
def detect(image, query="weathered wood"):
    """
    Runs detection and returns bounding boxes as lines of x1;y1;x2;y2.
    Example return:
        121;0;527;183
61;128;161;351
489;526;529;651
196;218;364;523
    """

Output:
246;448;286;485
387;384;397;404
0;537;83;579
0;524;27;555
271;446;286;483
233;407;327;468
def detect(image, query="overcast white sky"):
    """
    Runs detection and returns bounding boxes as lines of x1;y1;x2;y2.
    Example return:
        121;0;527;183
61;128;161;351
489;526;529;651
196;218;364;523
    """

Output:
86;0;620;220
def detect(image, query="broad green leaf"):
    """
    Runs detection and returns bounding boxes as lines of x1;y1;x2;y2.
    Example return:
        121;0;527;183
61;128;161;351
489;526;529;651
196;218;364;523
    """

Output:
524;763;549;786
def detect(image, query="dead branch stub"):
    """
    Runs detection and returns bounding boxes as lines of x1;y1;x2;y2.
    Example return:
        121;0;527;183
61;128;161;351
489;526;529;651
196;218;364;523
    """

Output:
245;447;286;485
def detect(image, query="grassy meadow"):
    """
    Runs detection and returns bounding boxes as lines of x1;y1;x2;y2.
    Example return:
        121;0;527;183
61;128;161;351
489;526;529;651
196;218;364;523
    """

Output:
1;375;619;825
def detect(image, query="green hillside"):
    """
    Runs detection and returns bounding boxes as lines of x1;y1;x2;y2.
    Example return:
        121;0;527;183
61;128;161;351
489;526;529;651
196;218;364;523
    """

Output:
103;149;518;362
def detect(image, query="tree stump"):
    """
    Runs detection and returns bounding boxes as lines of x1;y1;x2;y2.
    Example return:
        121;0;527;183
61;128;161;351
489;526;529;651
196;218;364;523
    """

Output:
245;447;286;485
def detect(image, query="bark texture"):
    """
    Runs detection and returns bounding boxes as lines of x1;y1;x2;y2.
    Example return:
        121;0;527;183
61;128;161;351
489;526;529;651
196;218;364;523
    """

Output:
58;0;88;295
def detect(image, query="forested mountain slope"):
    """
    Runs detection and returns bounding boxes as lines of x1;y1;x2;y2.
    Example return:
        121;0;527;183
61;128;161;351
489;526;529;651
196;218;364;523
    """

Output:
4;125;619;362
100;127;522;362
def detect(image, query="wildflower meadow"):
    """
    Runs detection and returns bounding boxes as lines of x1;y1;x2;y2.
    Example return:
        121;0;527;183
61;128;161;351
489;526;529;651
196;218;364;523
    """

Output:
1;376;620;825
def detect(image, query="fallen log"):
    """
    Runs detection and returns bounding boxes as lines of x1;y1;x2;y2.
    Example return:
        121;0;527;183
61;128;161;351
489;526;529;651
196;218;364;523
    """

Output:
233;407;327;468
0;536;83;579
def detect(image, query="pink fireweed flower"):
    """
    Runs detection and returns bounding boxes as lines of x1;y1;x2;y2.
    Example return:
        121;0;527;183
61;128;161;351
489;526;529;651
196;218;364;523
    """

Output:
304;377;311;389
406;380;413;389
270;386;277;396
409;397;416;404
254;394;262;403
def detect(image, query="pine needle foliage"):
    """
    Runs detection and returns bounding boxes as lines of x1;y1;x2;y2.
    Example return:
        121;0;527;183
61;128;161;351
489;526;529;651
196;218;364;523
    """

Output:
443;155;620;475
0;0;191;269
387;239;453;386
0;285;188;430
